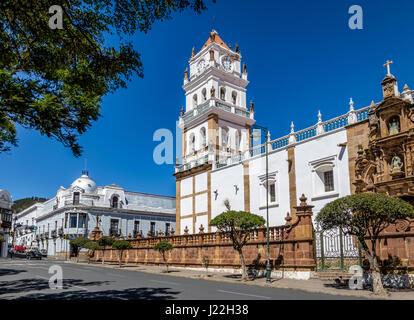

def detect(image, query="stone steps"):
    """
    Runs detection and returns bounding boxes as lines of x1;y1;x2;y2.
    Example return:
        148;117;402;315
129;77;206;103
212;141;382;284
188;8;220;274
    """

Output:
312;271;353;281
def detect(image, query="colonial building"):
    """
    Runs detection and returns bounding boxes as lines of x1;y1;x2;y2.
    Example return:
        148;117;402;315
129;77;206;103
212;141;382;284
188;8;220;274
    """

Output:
174;31;414;235
14;171;176;256
0;190;12;257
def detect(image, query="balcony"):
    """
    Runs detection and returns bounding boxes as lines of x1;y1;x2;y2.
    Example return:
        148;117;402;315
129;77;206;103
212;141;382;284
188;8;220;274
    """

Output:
64;199;94;207
181;99;253;126
64;228;87;236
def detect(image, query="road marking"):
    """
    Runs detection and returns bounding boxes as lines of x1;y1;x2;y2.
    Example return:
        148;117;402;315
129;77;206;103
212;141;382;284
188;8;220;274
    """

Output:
149;279;179;286
217;289;271;299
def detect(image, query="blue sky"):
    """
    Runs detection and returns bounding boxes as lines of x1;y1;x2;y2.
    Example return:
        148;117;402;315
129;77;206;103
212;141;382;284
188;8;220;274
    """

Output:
2;0;414;201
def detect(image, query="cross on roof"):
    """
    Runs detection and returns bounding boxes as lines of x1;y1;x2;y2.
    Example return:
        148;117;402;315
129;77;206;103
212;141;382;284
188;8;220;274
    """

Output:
384;60;393;75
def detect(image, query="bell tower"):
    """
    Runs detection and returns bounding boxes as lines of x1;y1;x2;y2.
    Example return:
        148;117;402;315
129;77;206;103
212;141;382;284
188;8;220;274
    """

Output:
174;30;255;235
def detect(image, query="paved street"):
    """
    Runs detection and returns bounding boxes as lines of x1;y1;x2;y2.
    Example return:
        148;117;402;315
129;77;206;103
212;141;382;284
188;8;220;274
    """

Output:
0;258;360;300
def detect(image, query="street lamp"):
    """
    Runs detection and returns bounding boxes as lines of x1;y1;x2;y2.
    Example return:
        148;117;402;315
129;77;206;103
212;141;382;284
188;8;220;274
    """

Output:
251;124;271;283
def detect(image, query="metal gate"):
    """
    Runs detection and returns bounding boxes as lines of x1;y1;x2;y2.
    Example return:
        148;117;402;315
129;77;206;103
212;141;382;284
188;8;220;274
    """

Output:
314;225;362;271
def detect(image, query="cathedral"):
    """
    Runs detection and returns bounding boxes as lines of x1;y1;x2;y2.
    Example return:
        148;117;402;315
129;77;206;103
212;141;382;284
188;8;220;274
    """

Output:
174;30;414;235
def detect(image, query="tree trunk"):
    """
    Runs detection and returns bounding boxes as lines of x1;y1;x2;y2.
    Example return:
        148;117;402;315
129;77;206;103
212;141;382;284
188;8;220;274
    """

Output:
119;250;122;268
238;250;247;281
369;240;387;295
102;249;105;264
360;238;387;295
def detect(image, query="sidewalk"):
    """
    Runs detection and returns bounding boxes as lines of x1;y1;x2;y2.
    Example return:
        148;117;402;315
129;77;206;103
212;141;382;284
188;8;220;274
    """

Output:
64;259;414;300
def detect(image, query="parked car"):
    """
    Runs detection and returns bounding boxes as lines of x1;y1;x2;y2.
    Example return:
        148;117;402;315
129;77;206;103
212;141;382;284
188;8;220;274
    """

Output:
14;245;25;253
40;249;47;257
26;249;42;260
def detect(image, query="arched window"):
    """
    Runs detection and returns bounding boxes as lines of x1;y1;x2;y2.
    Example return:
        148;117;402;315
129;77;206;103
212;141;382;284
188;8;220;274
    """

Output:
112;196;119;208
193;94;198;108
202;88;207;102
232;91;237;105
220;87;226;101
200;127;207;149
235;129;242;151
189;133;196;153
388;116;400;135
222;126;229;148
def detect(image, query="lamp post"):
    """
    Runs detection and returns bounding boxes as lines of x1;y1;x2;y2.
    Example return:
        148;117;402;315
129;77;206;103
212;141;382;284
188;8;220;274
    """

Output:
251;124;271;283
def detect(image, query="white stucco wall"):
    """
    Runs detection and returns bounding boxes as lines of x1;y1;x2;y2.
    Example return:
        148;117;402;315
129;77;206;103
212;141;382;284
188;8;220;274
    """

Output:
211;163;245;218
294;129;350;222
249;148;291;227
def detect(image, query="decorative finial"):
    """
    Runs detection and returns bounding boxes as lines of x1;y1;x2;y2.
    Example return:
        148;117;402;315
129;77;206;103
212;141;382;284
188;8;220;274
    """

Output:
184;68;188;80
290;121;295;133
370;100;376;108
243;62;247;74
191;47;195;58
180;106;184;117
403;84;410;91
229;44;231;50
317;110;322;123
349;98;354;111
235;42;239;53
250;100;254;112
299;194;307;206
384;60;393;75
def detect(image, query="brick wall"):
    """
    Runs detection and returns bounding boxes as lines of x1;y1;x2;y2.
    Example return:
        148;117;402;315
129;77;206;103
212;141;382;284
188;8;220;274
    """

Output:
91;195;316;273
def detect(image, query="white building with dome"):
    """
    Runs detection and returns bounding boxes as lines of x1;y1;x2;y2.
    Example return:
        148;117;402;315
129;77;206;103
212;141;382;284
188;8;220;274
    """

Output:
14;171;176;257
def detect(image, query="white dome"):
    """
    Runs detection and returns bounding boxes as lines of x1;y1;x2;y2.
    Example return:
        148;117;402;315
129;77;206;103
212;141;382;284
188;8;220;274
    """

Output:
71;174;97;194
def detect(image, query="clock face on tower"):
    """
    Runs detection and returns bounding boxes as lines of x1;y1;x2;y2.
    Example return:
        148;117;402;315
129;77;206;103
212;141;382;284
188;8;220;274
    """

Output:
221;57;233;72
197;59;206;73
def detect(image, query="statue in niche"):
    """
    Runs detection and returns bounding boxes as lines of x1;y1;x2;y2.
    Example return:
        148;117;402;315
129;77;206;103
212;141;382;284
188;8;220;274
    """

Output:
368;113;379;140
388;117;400;135
210;86;215;98
391;155;403;173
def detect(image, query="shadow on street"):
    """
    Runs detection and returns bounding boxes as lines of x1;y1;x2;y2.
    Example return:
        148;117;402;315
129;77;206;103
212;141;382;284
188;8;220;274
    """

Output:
17;287;181;300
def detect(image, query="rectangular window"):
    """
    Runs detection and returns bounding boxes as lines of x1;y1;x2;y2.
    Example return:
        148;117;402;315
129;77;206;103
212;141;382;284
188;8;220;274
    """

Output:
165;223;170;236
73;192;80;205
269;183;276;203
150;222;155;236
69;213;77;228
324;170;334;192
110;219;119;235
134;221;140;236
78;214;86;228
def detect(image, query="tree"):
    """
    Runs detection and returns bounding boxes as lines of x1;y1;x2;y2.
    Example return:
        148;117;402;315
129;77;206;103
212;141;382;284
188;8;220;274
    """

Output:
0;0;214;156
316;193;414;295
112;240;132;268
69;237;89;262
154;241;173;273
83;240;101;264
0;234;5;243
98;235;115;265
209;201;266;281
